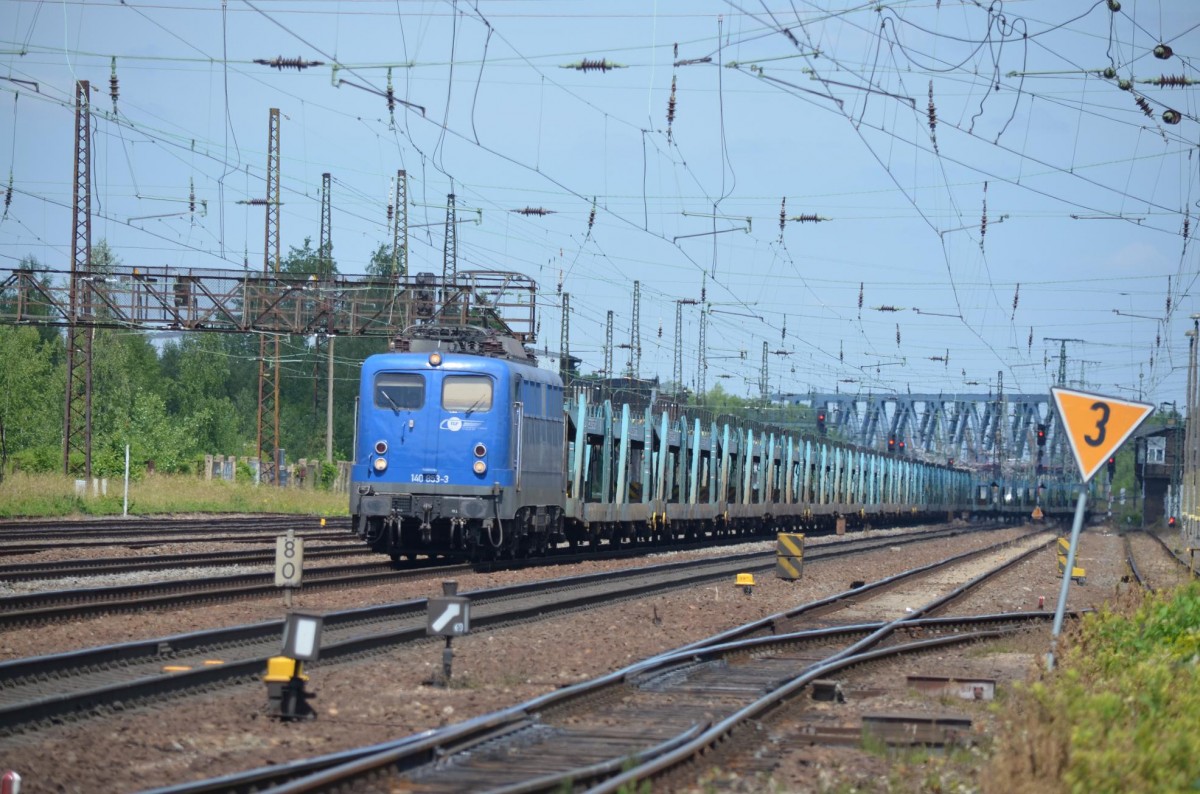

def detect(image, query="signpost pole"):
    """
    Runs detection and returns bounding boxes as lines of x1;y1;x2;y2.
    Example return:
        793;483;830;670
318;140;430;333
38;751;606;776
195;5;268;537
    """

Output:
1047;490;1088;671
1045;387;1153;673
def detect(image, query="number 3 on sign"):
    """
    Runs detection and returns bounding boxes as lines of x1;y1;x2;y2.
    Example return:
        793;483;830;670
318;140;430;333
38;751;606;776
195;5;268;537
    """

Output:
1083;401;1109;447
1051;386;1153;483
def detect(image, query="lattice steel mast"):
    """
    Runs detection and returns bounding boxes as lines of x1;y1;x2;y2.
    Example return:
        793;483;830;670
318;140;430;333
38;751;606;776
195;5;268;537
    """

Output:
256;108;282;484
760;342;769;400
604;310;613;377
673;300;684;390
560;292;570;384
443;192;457;285
319;172;334;462
630;280;641;379
318;172;332;276
393;169;408;281
63;80;93;477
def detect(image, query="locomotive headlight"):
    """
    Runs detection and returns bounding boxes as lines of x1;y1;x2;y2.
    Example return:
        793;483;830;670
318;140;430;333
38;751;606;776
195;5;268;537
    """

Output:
473;460;487;475
373;457;388;473
374;440;388;455
428;352;443;367
473;442;487;457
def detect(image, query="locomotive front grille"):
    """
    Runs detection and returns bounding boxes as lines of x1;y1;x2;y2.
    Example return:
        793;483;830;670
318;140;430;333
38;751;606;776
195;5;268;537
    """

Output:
392;494;413;513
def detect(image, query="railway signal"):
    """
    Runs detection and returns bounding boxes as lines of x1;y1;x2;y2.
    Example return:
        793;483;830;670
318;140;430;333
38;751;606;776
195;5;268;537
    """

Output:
427;581;471;685
817;410;827;436
265;611;323;720
1036;424;1047;447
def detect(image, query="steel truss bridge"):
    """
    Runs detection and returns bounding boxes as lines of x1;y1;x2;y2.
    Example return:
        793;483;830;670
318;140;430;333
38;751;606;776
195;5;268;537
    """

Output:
788;392;1068;468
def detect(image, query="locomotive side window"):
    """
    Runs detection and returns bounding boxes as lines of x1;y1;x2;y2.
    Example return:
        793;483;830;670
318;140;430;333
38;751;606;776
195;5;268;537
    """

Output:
443;375;493;413
375;372;425;411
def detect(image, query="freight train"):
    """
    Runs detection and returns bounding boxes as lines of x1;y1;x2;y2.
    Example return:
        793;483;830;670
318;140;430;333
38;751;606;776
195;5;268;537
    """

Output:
347;328;1000;562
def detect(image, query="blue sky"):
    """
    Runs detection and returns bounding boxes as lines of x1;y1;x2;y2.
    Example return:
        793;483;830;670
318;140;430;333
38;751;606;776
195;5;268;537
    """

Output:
1;0;1196;408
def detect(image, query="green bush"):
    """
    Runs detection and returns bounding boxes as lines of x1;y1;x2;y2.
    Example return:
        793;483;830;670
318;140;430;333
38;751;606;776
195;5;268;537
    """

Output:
319;461;338;490
989;583;1200;793
11;444;62;474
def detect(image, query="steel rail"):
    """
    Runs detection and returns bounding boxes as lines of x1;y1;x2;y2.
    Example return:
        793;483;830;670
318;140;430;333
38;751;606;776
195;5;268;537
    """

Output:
0;528;1021;736
130;534;1053;793
1139;528;1194;571
0;515;348;539
257;536;1053;793
0;533;348;555
0;561;471;628
0;522;1002;626
1124;533;1150;591
0;544;370;582
253;615;1058;794
138;612;1062;794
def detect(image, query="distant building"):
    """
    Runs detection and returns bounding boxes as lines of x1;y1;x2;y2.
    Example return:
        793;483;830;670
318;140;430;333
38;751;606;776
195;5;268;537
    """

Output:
1132;424;1184;526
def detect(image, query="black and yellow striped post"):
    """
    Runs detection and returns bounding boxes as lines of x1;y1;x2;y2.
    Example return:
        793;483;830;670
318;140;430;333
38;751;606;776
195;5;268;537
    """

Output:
776;532;805;580
1056;537;1086;583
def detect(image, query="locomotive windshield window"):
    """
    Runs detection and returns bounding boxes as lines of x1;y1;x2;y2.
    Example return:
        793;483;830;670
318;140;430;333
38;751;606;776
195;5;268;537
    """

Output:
374;372;424;411
443;375;493;413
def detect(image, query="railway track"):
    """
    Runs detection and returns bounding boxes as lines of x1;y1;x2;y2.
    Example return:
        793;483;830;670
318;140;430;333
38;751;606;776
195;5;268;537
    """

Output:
0;516;350;557
0;521;1002;626
0;543;373;582
0;514;349;536
0;559;470;628
140;530;1058;793
0;526;1038;737
1122;529;1193;592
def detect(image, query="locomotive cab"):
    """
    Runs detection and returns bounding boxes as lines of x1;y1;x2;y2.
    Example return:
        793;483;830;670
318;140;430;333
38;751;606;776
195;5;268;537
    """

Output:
351;349;565;561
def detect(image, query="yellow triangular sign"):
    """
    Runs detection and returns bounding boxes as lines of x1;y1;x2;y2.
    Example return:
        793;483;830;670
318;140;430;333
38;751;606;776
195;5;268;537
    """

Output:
1050;387;1153;483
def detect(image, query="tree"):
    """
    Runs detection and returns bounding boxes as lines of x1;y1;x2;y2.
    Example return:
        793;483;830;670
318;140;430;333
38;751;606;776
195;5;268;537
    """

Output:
89;239;120;274
279;237;337;278
0;325;62;471
365;242;398;278
163;334;242;454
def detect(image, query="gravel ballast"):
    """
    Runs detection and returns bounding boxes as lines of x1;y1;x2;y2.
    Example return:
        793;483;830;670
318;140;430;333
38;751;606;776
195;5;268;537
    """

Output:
0;523;1137;793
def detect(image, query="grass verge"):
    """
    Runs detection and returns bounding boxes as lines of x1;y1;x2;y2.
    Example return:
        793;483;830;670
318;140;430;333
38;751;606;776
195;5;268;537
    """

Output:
986;582;1200;794
0;472;349;518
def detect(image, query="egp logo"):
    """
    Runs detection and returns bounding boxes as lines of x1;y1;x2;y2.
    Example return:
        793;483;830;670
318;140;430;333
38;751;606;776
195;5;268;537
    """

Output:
440;417;464;432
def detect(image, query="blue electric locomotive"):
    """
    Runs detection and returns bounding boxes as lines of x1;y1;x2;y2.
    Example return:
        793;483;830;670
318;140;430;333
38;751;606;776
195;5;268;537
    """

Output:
351;342;566;561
